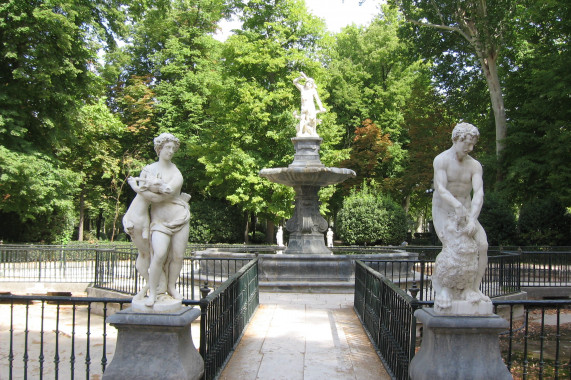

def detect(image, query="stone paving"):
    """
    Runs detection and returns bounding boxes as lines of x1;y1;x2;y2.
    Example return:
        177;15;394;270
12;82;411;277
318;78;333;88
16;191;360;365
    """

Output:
219;293;390;380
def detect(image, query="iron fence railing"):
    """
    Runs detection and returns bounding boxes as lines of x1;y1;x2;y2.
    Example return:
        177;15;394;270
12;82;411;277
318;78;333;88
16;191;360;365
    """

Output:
199;258;259;380
510;250;571;287
354;260;422;380
356;260;571;380
0;258;259;380
93;250;253;301
0;246;106;282
0;294;136;380
361;251;522;302
493;300;571;380
0;245;254;301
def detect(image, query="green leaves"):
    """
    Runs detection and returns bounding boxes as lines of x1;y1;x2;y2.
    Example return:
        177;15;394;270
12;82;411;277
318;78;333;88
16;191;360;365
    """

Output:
0;146;81;220
336;185;407;245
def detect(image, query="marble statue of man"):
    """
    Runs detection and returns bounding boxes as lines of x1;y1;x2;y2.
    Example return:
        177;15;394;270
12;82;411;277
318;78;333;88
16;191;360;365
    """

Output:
123;133;190;312
431;122;491;315
326;228;334;248
293;72;326;137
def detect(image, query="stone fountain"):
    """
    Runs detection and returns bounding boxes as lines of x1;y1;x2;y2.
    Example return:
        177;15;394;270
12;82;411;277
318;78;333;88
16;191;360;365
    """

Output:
260;72;355;254
196;73;416;292
260;137;355;254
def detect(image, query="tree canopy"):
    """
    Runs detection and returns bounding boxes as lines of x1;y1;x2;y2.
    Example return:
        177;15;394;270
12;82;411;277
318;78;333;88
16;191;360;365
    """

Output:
1;0;568;244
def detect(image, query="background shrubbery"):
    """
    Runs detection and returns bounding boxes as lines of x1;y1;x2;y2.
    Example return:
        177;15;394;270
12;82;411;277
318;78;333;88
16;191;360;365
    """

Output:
336;186;407;246
518;197;571;246
188;200;244;244
479;192;518;246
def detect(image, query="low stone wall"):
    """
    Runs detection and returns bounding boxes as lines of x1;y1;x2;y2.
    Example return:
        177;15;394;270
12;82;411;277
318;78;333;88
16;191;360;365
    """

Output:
194;249;418;293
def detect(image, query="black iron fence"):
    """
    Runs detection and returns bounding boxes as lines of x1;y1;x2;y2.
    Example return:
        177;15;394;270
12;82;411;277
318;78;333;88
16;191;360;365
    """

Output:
494;299;571;379
0;294;136;379
0;258;259;380
354;261;419;380
0;245;253;301
361;250;522;302
93;250;253;300
355;260;571;380
200;258;259;380
513;250;571;287
0;246;107;282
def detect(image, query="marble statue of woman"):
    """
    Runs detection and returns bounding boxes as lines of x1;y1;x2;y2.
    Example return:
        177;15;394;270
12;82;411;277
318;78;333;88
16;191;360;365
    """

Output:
123;133;190;311
431;122;491;315
276;226;284;247
293;72;326;137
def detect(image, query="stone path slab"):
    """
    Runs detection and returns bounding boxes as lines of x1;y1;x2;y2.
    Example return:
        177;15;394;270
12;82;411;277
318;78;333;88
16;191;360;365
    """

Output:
219;292;390;380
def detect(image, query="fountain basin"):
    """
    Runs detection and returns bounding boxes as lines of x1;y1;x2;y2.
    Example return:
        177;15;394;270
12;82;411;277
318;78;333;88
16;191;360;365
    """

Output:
259;166;355;187
259;136;355;254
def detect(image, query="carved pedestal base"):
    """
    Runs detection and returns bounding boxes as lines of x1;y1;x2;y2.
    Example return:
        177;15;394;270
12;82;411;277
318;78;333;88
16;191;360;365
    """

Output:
103;307;203;380
285;232;331;255
409;308;511;380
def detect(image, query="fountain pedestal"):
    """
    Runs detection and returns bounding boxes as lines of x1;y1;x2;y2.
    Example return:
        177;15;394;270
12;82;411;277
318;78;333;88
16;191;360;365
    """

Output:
260;137;355;254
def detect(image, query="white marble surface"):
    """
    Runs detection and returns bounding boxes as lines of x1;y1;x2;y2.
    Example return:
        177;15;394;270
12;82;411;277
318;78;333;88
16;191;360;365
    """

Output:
293;72;326;137
431;123;491;315
123;133;190;312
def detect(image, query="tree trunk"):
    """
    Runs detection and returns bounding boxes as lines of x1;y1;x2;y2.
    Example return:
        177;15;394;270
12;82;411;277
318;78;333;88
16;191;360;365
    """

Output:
96;209;103;240
243;211;250;244
266;219;275;244
479;53;507;181
78;189;85;241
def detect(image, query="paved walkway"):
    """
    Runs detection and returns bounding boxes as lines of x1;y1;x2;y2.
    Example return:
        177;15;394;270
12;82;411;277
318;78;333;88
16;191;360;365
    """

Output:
219;293;390;380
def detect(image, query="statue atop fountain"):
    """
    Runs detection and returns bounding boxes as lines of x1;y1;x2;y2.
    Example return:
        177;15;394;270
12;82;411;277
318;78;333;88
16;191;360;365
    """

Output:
259;73;355;254
293;72;326;137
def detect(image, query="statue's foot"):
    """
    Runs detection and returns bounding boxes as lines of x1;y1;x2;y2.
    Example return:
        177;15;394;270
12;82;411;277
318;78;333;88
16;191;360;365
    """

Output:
478;290;491;303
133;285;149;301
435;288;452;309
464;289;481;304
168;286;183;300
144;294;156;307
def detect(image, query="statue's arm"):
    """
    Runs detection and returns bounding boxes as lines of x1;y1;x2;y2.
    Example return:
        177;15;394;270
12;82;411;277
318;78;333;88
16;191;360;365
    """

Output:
469;160;484;221
313;89;326;112
293;76;303;90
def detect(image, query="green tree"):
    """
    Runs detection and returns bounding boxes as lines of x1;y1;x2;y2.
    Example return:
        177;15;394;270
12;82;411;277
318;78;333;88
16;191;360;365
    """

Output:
194;0;344;240
391;0;518;180
327;7;425;149
325;6;429;209
0;146;81;242
501;0;571;206
57;98;125;241
0;0;128;242
479;192;517;246
518;197;571;246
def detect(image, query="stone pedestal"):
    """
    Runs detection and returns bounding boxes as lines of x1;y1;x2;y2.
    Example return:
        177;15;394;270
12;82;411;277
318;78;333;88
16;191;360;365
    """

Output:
409;308;512;380
103;307;203;380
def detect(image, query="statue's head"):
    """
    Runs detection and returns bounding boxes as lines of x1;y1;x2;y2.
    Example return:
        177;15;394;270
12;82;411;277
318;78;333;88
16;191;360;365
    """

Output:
451;122;479;143
154;133;180;156
305;78;315;89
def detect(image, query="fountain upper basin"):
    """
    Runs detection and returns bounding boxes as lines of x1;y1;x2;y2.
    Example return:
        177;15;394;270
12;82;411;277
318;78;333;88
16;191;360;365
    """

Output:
259;166;356;187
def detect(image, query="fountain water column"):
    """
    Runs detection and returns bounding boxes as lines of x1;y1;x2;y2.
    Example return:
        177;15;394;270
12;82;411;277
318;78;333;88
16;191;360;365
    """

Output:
260;136;355;255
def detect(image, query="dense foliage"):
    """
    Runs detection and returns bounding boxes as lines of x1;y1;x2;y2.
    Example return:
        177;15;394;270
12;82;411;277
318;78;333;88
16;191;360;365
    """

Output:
336;185;407;246
479;192;518;246
187;199;244;243
518;197;571;246
0;0;569;245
